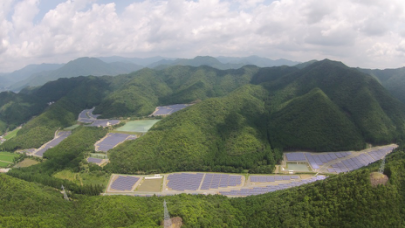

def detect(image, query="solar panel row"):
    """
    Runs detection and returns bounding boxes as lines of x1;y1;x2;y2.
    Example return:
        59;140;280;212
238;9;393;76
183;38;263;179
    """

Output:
306;152;351;170
327;147;395;173
285;153;307;161
250;175;299;182
78;108;100;123
96;133;137;152
220;176;326;197
34;131;71;157
110;176;140;191
200;174;242;190
167;173;204;191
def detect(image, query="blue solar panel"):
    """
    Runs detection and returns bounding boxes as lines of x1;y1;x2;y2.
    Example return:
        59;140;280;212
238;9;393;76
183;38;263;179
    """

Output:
221;175;326;197
34;131;71;157
250;175;298;183
96;133;137;152
111;176;139;191
78;108;100;123
285;152;307;161
167;173;204;191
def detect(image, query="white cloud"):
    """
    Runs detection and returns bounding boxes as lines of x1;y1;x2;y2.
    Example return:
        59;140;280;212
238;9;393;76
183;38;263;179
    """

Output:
1;0;405;72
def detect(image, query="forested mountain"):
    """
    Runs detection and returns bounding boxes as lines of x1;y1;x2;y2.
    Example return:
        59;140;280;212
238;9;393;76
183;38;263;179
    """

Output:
0;76;112;151
107;60;405;174
95;65;259;118
0;91;46;135
1;145;405;227
358;67;405;104
2;60;405;174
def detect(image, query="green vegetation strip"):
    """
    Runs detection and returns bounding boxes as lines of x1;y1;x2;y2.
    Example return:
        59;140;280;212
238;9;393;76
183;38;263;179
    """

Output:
0;161;10;167
115;120;160;133
0;152;19;162
2;146;405;227
3;128;20;140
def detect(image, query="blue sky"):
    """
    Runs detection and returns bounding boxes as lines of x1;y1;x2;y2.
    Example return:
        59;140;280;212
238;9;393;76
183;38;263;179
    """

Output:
1;0;405;72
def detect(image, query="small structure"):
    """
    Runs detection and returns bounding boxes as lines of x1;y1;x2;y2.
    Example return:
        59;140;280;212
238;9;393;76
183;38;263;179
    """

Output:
145;174;163;179
61;185;69;201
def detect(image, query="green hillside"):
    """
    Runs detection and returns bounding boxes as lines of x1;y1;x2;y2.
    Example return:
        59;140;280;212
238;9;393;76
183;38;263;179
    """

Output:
1;77;111;151
0;91;45;134
2;60;405;172
106;60;405;173
2;145;405;227
263;60;405;147
268;88;365;151
7;126;107;195
95;65;259;118
107;85;276;174
232;147;405;227
359;67;405;104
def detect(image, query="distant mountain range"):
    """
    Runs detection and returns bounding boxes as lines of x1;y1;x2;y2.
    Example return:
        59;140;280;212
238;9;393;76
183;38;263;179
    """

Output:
2;56;405;108
0;56;300;92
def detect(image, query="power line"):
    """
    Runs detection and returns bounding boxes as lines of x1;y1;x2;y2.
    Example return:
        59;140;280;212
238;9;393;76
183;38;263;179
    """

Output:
163;200;172;228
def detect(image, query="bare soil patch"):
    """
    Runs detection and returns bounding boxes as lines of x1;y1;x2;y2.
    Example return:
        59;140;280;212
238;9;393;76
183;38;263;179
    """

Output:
161;217;183;228
370;172;389;187
14;158;39;168
137;178;162;192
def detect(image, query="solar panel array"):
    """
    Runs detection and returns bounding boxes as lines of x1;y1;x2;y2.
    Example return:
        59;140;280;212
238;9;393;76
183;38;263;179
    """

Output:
327;147;395;173
285;153;307;161
306;152;351;169
167;173;204;191
89;119;120;127
34;131;71;157
152;104;192;116
220;175;326;196
110;176;140;191
78;108;100;123
87;157;103;164
250;175;299;182
96;133;137;152
200;174;242;190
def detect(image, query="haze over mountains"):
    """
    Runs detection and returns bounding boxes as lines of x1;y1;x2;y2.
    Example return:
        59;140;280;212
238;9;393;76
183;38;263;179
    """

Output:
0;56;299;92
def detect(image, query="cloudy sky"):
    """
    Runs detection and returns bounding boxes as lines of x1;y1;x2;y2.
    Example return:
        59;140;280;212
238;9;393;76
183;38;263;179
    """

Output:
1;0;405;72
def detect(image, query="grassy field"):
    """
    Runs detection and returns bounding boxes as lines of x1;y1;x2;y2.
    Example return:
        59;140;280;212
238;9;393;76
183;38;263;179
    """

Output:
116;120;160;133
3;128;20;140
286;163;311;172
136;178;162;192
14;158;40;168
0;152;19;163
0;161;10;167
64;124;80;130
54;169;111;188
90;153;108;159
